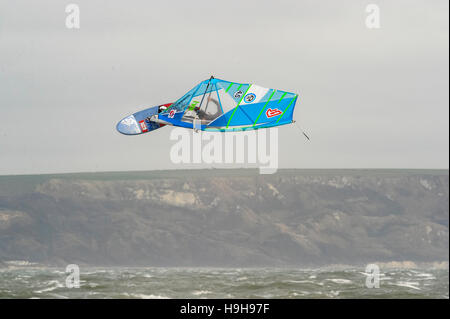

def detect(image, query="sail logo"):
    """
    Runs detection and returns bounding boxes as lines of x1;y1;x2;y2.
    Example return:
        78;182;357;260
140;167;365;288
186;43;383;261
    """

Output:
244;93;256;103
169;109;176;118
234;90;243;99
266;108;282;118
139;120;148;132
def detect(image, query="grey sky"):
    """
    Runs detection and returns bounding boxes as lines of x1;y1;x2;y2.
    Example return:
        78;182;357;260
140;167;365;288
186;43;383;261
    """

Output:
0;0;448;175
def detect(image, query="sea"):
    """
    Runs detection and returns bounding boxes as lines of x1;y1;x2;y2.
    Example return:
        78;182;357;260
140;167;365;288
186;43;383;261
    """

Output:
0;266;448;299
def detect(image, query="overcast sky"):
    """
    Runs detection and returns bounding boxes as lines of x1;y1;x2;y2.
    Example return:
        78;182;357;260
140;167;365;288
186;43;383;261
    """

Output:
0;0;448;175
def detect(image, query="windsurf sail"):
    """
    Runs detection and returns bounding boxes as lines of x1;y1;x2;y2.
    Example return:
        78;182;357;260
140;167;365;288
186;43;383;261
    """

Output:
158;77;298;132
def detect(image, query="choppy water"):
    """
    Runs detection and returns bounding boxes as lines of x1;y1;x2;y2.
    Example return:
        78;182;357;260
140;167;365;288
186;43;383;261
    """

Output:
0;267;448;299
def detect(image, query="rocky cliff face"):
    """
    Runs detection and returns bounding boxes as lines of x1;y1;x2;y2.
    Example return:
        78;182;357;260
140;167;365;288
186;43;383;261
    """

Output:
0;170;448;267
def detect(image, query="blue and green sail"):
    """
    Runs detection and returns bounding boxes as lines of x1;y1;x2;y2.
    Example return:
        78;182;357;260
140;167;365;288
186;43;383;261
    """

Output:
159;77;298;132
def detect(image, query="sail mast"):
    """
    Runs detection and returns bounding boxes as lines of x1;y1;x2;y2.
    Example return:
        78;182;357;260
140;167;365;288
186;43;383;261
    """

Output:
198;75;214;111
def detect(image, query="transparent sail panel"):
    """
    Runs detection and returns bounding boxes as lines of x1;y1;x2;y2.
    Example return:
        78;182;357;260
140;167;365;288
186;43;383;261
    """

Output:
163;84;198;113
196;83;223;124
182;80;224;124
